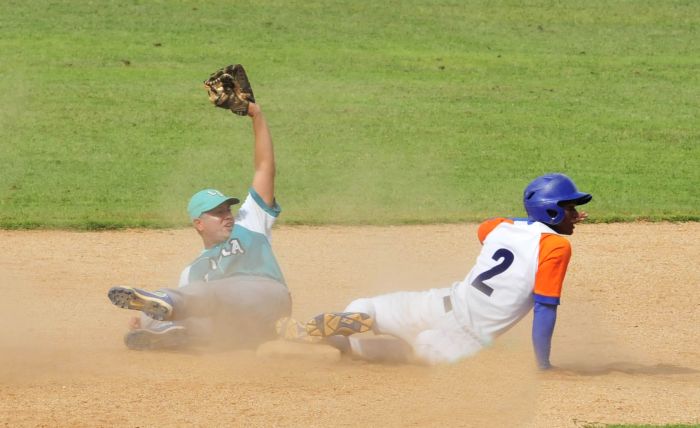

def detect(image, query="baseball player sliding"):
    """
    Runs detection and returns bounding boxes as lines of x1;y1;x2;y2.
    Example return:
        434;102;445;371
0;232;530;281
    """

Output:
281;174;591;369
108;65;291;350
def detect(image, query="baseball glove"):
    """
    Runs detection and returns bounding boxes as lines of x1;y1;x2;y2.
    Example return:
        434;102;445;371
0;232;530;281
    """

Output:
204;64;255;116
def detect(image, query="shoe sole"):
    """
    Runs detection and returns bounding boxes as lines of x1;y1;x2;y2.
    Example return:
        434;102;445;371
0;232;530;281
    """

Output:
108;286;172;321
124;326;188;351
275;317;321;343
306;312;373;337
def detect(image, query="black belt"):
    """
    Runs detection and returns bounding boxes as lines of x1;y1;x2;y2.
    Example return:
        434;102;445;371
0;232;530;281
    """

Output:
443;295;453;313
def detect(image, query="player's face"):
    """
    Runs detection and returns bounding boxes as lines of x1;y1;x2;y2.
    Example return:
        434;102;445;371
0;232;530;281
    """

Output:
552;203;579;235
196;203;234;247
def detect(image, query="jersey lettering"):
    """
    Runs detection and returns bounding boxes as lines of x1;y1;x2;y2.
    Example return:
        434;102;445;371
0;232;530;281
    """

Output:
221;238;245;257
471;248;515;296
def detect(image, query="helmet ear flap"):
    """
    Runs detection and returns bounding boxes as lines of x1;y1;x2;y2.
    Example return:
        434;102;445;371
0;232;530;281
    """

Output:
546;208;564;224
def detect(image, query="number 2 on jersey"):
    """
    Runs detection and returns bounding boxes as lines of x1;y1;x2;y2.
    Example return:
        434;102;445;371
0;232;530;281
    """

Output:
471;248;514;296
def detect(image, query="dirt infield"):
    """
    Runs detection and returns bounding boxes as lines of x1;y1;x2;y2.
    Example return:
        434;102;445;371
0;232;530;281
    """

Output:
1;223;698;427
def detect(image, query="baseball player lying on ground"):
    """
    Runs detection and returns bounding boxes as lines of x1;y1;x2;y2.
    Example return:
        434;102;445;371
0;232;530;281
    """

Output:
107;65;291;350
279;174;591;370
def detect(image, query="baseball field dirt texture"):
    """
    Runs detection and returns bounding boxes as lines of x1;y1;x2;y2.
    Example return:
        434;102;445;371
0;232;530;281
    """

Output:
0;223;698;427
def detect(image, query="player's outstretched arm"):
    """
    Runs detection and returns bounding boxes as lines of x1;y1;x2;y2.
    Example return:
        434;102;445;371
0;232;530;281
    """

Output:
248;102;275;206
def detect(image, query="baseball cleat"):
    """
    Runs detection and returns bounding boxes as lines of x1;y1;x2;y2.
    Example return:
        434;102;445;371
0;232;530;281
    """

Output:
275;317;321;343
124;324;188;351
124;323;188;351
306;312;374;337
108;286;173;321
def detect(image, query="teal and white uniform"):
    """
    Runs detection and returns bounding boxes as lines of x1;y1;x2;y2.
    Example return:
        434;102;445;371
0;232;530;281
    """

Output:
179;188;286;286
142;188;291;347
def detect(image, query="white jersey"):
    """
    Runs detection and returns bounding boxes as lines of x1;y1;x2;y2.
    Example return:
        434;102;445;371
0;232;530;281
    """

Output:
343;219;570;365
451;220;560;341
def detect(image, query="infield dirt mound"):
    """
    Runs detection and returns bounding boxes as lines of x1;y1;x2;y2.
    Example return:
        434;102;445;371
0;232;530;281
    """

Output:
0;223;698;427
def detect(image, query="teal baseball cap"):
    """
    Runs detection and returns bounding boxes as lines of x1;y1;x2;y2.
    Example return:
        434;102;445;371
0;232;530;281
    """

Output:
187;189;240;220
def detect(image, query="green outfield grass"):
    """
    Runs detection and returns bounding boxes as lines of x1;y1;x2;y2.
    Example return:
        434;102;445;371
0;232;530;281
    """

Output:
1;0;698;228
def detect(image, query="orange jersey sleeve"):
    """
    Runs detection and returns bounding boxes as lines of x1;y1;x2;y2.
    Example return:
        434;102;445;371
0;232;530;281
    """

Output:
477;218;514;244
533;234;572;305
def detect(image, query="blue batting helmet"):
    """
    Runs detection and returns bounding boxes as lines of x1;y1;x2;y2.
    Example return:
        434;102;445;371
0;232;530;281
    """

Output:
523;174;592;225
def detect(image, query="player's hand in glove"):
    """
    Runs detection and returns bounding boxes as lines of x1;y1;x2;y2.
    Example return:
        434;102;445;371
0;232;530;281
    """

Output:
204;64;256;116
